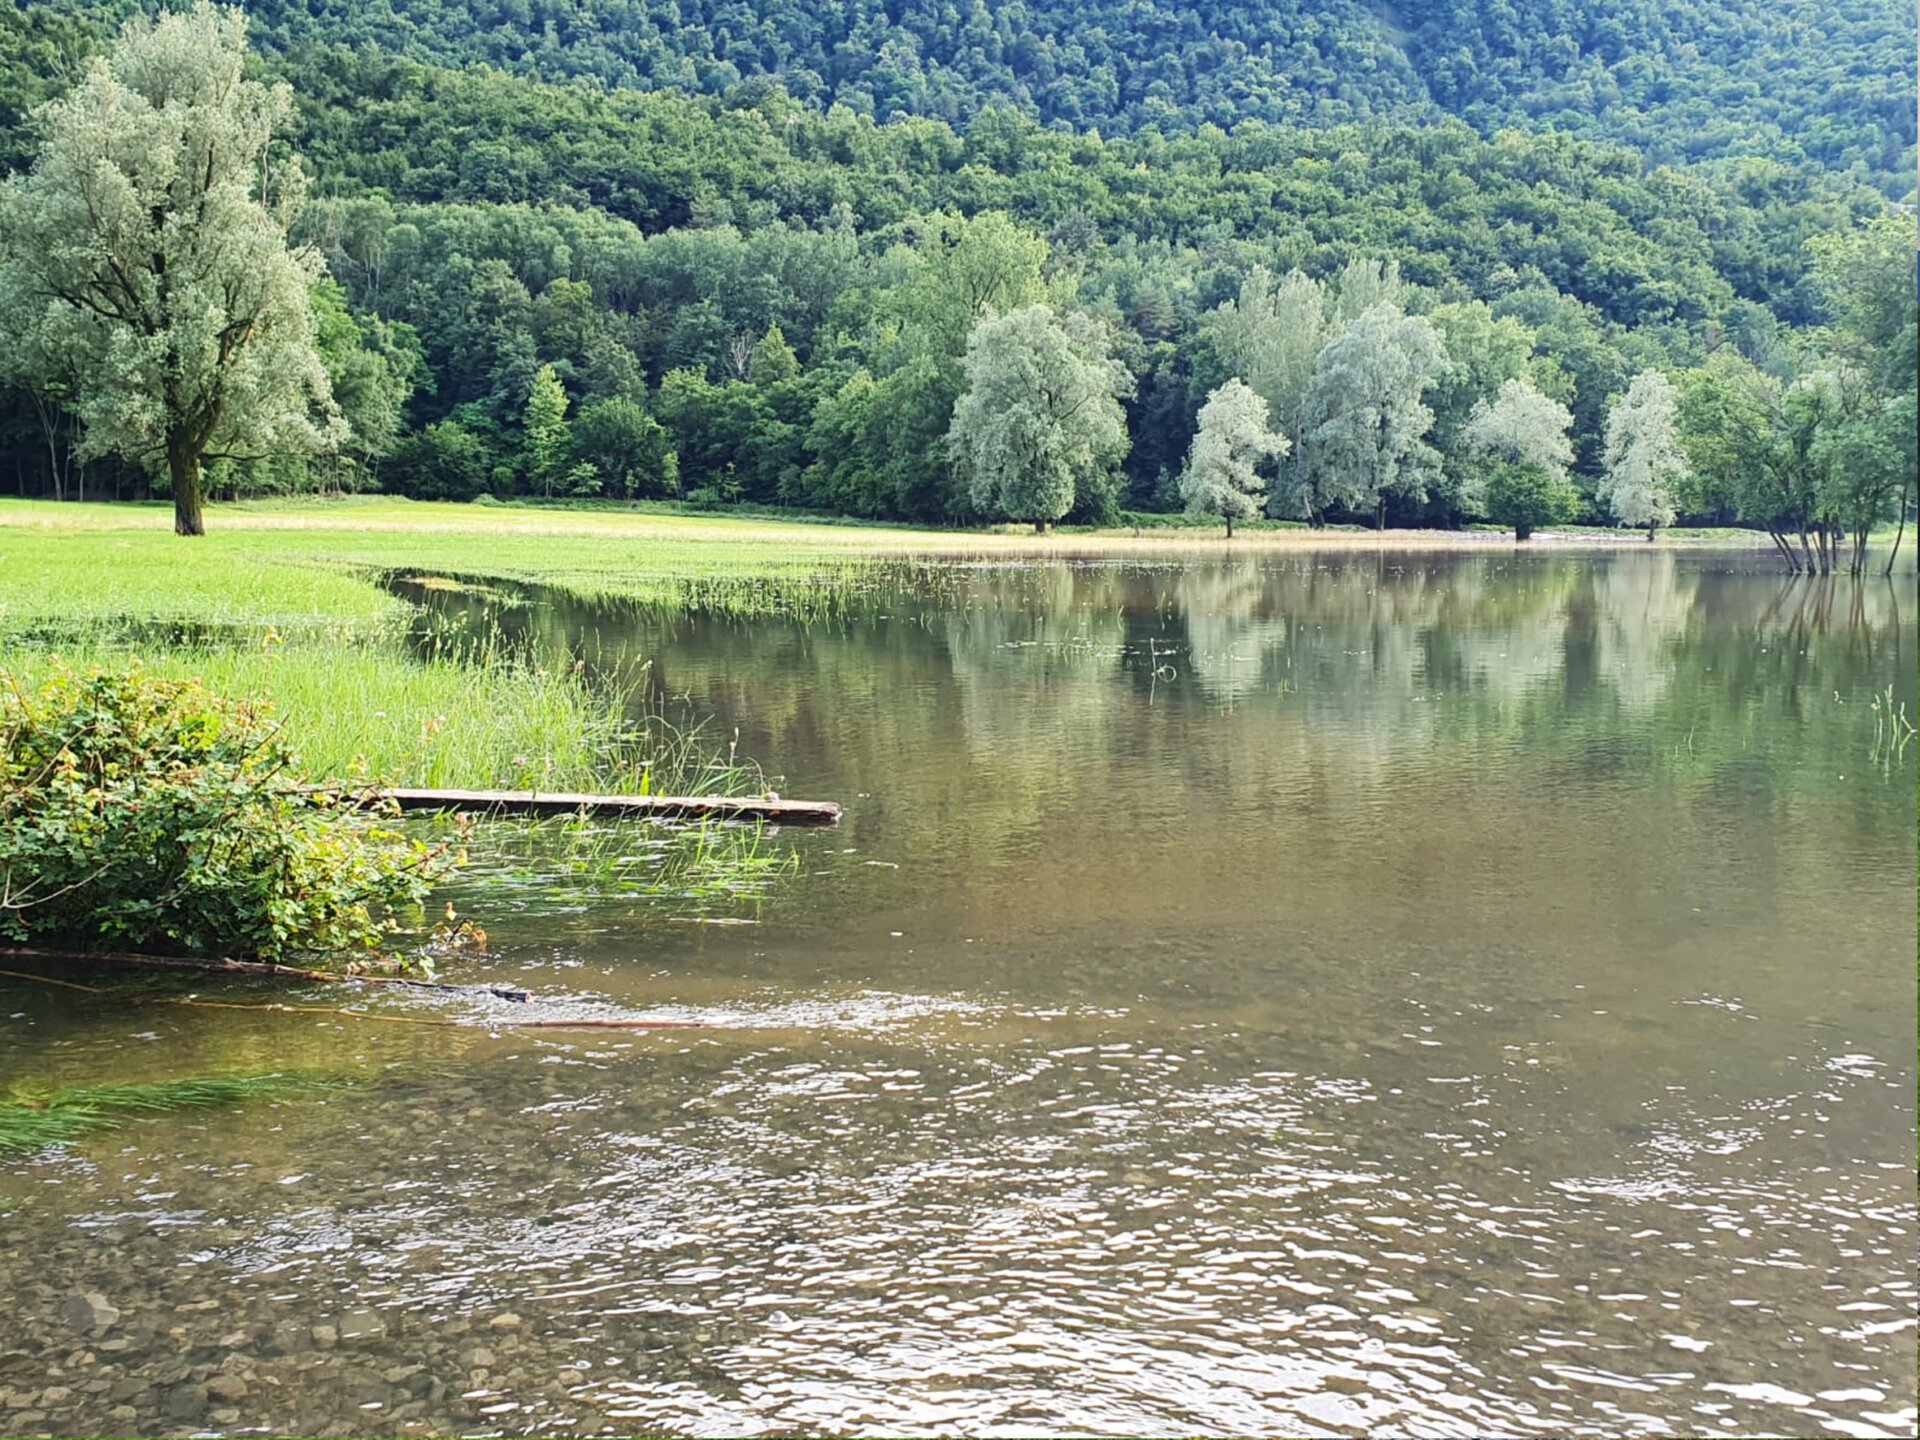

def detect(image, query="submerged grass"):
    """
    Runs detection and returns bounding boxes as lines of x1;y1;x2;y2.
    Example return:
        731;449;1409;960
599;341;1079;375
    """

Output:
0;1074;321;1155
435;811;799;920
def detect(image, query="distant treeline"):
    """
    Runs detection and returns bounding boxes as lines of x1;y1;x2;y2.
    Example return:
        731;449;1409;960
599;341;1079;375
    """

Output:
0;5;1911;551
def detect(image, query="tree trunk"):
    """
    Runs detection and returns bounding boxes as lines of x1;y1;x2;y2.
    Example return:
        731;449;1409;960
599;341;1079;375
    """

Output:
1514;522;1532;542
1375;496;1385;531
28;391;62;502
1767;528;1800;571
169;437;206;536
1885;481;1910;577
1225;514;1234;539
1645;522;1656;542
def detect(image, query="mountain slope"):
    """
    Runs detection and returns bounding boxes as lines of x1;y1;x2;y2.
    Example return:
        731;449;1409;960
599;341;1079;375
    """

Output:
247;1;1920;194
18;3;1915;193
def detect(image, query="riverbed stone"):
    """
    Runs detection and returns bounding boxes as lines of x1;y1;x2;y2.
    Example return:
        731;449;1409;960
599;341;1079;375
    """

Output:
64;1293;119;1335
164;1380;206;1418
339;1310;387;1343
204;1373;249;1403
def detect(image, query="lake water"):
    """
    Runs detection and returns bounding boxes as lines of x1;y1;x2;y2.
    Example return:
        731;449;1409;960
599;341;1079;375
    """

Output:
3;550;1914;1438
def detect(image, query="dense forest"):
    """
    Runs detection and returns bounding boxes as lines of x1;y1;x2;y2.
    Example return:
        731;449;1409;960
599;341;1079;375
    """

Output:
0;3;1913;556
17;2;1913;193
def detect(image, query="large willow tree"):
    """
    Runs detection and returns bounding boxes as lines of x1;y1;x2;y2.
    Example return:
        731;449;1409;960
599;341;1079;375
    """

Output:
0;3;339;534
947;305;1132;531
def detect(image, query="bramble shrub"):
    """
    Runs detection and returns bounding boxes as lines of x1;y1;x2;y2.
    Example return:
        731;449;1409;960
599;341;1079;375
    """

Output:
1;664;453;966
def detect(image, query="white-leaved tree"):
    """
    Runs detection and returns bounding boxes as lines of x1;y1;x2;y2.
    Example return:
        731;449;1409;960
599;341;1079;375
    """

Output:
1462;377;1578;540
1178;379;1288;536
1600;369;1688;540
947;305;1132;531
1302;304;1449;528
1203;267;1326;521
0;2;342;535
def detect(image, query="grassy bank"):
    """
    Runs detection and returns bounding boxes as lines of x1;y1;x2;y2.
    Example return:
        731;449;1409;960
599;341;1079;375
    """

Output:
0;500;823;790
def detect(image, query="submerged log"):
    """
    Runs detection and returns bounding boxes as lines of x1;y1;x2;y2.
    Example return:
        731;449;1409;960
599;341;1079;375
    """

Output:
312;787;841;825
0;947;530;1001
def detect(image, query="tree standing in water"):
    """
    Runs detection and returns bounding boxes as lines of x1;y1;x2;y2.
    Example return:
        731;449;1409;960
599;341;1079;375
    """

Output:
1463;378;1578;540
1179;379;1288;537
1601;370;1688;541
0;3;339;534
1303;304;1448;529
947;305;1132;531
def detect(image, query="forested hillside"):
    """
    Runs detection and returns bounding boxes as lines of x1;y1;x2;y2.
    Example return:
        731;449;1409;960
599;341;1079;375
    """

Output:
20;1;1915;194
1;4;1911;552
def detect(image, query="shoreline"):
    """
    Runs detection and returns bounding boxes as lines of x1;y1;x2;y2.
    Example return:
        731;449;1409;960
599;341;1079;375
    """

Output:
0;495;1794;558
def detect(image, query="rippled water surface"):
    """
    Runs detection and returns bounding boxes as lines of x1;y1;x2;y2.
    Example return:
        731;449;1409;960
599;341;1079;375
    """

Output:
3;551;1915;1438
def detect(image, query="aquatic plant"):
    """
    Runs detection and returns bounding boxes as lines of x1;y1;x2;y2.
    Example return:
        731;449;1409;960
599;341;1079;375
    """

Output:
435;811;799;920
0;1074;316;1155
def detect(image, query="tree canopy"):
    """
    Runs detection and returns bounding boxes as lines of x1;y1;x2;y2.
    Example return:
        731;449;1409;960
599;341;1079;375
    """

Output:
26;2;1903;193
948;306;1132;530
1179;380;1288;536
0;2;341;533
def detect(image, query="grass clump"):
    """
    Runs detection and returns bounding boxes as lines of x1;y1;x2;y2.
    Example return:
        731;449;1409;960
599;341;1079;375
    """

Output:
1;663;451;966
0;1074;317;1154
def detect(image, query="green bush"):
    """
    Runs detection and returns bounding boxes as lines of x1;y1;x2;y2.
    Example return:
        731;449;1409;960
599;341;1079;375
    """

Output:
1482;462;1582;541
1;664;452;966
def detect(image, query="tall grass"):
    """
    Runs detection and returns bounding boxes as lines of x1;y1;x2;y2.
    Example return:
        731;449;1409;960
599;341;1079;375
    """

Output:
0;635;762;795
0;512;796;791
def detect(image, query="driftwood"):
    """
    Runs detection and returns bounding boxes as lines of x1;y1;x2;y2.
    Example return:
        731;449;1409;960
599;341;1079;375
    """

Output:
0;947;530;1001
310;786;841;825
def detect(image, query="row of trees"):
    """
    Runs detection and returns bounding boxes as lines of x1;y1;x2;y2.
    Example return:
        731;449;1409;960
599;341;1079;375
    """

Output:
0;6;1911;562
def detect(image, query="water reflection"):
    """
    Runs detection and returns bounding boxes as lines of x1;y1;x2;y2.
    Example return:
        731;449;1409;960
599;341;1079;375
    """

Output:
2;552;1913;1438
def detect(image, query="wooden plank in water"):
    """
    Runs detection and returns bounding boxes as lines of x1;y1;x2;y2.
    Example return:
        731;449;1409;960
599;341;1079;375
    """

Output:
326;788;841;825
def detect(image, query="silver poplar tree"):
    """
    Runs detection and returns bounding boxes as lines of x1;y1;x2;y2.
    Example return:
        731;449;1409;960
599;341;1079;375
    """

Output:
947;305;1132;531
0;2;341;534
1600;369;1689;540
1461;378;1575;499
1303;304;1449;529
1178;379;1289;537
1204;267;1326;521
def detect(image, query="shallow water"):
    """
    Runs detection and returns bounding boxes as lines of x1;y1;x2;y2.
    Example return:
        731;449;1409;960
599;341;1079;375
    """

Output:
4;551;1915;1438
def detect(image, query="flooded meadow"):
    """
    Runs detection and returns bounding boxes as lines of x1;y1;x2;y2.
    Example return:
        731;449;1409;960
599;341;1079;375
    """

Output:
2;549;1914;1438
